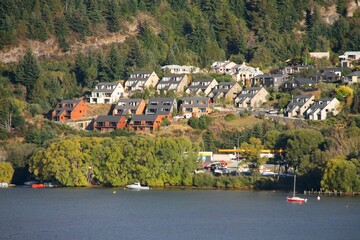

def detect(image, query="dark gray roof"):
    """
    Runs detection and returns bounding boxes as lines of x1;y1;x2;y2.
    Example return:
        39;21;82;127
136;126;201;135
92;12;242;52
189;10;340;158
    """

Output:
346;71;360;77
181;97;209;107
92;82;120;93
60;99;81;104
254;74;286;78
242;87;262;91
131;114;159;121
96;115;123;122
309;98;335;110
148;97;176;103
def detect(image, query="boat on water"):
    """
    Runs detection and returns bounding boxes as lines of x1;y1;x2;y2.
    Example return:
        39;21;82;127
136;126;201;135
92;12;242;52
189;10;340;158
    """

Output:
31;183;45;188
31;182;62;188
126;182;150;190
287;174;307;203
0;182;9;188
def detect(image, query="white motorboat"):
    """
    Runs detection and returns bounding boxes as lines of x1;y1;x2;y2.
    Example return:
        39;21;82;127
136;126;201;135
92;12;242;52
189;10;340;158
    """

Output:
126;182;150;190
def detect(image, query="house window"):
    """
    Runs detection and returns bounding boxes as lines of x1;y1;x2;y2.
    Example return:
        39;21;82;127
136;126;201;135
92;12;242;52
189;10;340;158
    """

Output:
109;122;117;127
134;121;141;125
97;122;104;127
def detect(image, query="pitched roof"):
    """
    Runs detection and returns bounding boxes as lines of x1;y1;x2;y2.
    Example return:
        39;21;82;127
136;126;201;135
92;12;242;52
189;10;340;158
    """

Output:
95;115;123;122
346;71;360;77
59;99;81;104
131;114;159;121
294;78;317;84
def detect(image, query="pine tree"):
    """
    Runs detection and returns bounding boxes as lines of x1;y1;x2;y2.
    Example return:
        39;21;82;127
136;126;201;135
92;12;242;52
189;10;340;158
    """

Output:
107;45;124;80
105;0;120;32
15;49;42;100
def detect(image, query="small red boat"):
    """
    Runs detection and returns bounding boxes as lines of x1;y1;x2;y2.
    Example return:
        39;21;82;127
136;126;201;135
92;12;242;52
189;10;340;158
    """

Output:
287;174;307;204
287;196;307;203
31;183;45;188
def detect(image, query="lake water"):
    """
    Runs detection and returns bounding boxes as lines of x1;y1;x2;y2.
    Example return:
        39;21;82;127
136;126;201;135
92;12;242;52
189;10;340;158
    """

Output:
0;188;359;240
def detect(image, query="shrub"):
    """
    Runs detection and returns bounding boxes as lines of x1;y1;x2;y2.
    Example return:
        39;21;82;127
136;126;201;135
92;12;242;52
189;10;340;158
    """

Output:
0;162;14;183
161;117;171;126
224;113;236;121
29;104;43;117
193;173;216;187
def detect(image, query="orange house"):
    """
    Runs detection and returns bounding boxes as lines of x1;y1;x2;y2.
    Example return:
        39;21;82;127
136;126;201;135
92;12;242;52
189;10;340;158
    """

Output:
128;114;163;132
52;99;90;122
93;115;127;133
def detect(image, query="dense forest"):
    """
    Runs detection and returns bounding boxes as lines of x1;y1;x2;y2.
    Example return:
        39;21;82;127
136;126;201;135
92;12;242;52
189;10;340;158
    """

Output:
0;0;359;191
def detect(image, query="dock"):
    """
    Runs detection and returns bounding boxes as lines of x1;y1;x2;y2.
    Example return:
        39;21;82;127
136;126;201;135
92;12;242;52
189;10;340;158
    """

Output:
304;190;360;196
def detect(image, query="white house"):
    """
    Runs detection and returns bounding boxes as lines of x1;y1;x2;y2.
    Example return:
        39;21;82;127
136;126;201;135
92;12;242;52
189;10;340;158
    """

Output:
232;62;263;85
161;65;200;74
125;70;159;92
344;71;360;84
90;82;124;104
210;61;237;75
185;78;218;96
305;98;341;120
156;74;190;94
284;95;315;118
235;87;269;108
339;51;360;68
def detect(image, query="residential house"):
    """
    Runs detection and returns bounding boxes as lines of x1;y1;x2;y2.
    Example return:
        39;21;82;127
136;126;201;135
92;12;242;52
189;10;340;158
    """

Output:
339;51;360;68
125;70;159;92
279;65;311;75
90;82;124;104
283;78;317;90
311;68;347;82
305;98;341;120
232;62;263;85
344;71;360;84
112;98;146;116
128;114;163;132
210;61;237;75
145;98;177;119
161;65;200;74
208;82;242;102
251;74;288;89
309;52;330;59
180;97;211;118
235;87;269;108
93;115;127;133
284;95;315;118
156;74;189;94
52;99;90;122
185;78;218;96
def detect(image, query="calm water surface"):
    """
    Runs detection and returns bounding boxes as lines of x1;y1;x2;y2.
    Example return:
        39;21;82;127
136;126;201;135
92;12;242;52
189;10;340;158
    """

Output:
0;188;359;240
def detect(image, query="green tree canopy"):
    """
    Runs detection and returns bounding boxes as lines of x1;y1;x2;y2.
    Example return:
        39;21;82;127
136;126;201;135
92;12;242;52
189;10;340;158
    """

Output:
321;156;360;192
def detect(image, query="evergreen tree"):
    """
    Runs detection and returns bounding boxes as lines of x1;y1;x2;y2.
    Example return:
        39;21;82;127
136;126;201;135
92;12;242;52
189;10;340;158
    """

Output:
55;17;70;52
15;49;42;100
107;44;125;80
105;0;120;32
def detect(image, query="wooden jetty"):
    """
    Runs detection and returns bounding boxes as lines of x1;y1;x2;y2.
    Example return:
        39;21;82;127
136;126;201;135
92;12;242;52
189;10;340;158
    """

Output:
304;189;360;196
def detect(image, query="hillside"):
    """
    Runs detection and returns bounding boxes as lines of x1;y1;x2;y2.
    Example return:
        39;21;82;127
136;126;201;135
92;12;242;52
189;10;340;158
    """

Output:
0;0;359;67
